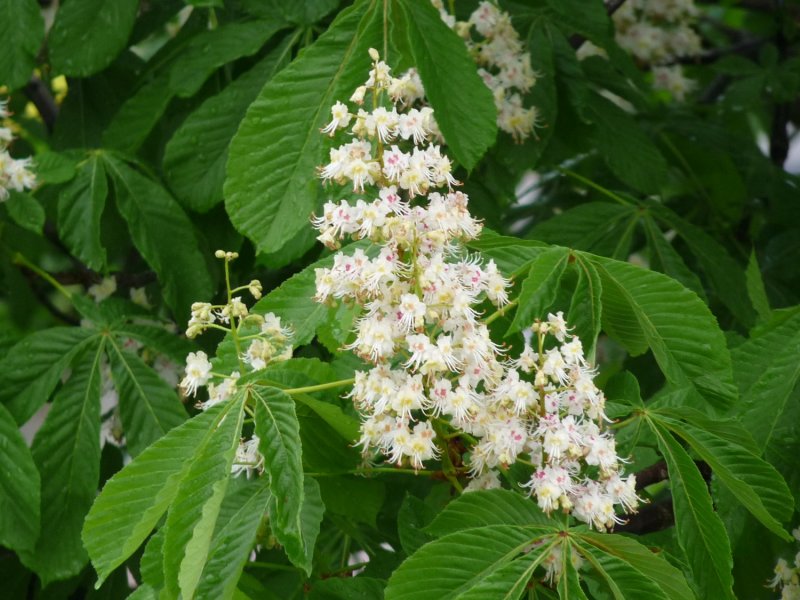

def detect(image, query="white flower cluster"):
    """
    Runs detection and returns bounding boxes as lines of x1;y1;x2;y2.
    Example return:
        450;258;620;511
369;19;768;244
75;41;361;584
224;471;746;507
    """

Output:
313;52;638;530
770;528;800;600
612;0;702;101
179;253;291;402
0;99;36;201
433;0;540;141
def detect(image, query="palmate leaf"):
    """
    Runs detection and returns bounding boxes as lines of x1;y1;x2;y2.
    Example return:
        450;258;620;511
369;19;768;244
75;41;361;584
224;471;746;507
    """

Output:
0;403;40;554
268;477;325;575
252;386;308;570
111;322;195;363
194;478;272;600
649;420;734;599
396;0;497;170
385;525;556;600
163;392;246;599
224;0;381;254
0;325;96;424
48;0;139;77
106;340;187;456
164;34;297;212
589;254;737;412
83;405;230;585
0;0;44;90
656;410;794;540
57;153;108;270
103;154;212;321
22;339;105;585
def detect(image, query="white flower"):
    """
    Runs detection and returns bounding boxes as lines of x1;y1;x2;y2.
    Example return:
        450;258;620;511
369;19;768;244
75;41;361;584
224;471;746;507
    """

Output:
322;101;352;135
180;351;212;397
231;436;264;479
88;276;117;302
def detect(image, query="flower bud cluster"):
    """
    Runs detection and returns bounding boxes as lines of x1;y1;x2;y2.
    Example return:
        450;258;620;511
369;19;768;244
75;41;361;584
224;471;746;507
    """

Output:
313;52;638;530
612;0;701;101
432;0;540;142
769;527;800;599
0;99;36;201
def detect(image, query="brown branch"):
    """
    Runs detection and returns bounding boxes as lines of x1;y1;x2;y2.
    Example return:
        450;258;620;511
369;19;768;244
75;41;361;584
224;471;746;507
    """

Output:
617;499;674;535
635;460;669;489
23;77;58;133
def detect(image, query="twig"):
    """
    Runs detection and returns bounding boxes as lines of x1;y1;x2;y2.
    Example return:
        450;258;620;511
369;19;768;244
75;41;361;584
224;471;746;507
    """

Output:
23;77;58;133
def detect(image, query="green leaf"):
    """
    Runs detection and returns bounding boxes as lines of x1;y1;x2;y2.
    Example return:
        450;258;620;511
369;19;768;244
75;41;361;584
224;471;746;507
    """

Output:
651;205;756;327
102;74;173;153
732;307;800;450
557;542;589;600
168;20;287;97
111;322;195;363
57;154;108;270
320;476;385;528
545;0;613;43
163;393;245;600
385;525;554;600
577;532;695;600
590;255;737;411
590;98;667;194
106;340;187;456
48;0;139;77
252;386;307;570
530;202;638;258
0;326;96;424
568;256;603;360
22;340;105;585
657;413;794;540
649;420;734;599
575;541;670;600
83;405;229;585
140;526;166;590
507;246;570;335
164;34;296;212
745;251;771;322
195;478;272;600
241;0;339;25
5;190;45;234
269;476;325;574
103;154;213;320
0;403;40;553
34;150;79;184
224;1;380;254
0;0;44;90
643;215;705;300
397;493;436;555
426;489;552;537
397;0;497;170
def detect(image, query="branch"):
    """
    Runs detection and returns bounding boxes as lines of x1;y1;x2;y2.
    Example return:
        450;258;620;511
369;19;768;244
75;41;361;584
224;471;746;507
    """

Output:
617;499;674;535
23;77;58;133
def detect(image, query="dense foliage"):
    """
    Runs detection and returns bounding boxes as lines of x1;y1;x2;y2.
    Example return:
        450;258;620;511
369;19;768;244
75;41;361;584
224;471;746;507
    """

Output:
1;0;799;598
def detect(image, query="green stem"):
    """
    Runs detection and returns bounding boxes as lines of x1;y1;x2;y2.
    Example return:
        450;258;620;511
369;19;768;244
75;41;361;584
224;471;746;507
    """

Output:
324;561;370;577
559;168;633;206
12;252;72;299
223;258;246;372
483;298;519;326
306;467;437;477
280;377;355;395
